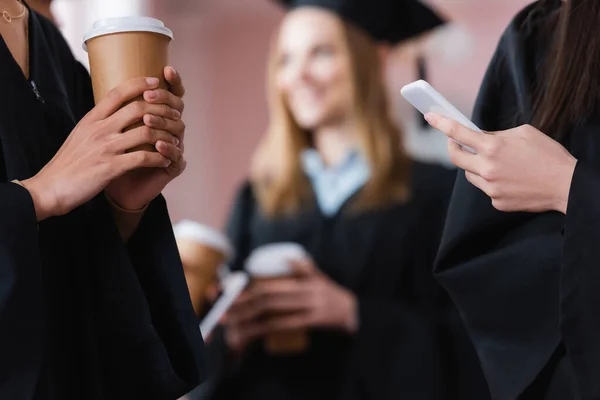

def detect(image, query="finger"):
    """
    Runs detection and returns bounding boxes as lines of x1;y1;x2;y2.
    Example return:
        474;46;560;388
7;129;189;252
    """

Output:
465;171;493;197
264;312;312;332
242;291;312;324
92;77;160;120
259;295;312;314
251;279;309;300
143;88;185;113
227;292;259;320
111;126;178;154
109;101;182;132
165;66;186;98
143;114;185;141
425;113;488;153
226;322;264;352
290;259;321;279
229;282;310;324
116;151;171;176
155;141;183;165
447;138;484;175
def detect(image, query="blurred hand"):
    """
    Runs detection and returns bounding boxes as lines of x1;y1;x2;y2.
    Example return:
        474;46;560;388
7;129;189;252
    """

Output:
104;66;187;211
224;259;358;353
205;281;221;305
425;113;577;214
22;77;176;221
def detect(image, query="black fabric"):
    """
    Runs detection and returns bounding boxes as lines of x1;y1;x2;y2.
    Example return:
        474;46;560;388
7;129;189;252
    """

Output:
561;164;600;398
434;1;600;399
0;8;205;399
275;0;445;44
520;345;580;400
206;162;489;400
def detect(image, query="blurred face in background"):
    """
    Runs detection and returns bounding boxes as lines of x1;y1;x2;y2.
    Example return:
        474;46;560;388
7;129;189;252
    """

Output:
276;8;354;131
28;0;57;25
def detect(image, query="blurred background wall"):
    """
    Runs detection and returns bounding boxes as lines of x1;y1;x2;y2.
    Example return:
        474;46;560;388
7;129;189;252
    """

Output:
53;0;533;230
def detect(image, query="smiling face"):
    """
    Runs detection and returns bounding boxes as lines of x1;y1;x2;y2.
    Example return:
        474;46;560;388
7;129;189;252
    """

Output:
275;8;354;131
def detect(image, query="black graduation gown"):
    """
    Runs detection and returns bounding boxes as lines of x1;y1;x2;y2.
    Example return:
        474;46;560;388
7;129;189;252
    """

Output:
561;164;600;399
0;9;205;399
205;162;487;400
434;1;600;399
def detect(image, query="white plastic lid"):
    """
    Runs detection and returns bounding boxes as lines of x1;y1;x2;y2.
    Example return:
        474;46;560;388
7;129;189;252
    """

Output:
83;16;174;52
173;220;234;260
245;243;308;278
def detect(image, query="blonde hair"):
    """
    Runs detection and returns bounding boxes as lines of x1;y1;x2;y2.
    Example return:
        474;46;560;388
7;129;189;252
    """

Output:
251;16;411;217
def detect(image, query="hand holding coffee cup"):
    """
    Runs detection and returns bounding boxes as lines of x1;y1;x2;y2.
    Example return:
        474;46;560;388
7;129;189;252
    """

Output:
263;258;359;333
84;17;177;153
84;17;187;211
174;220;233;315
102;66;187;211
228;243;358;355
243;243;311;354
22;78;178;222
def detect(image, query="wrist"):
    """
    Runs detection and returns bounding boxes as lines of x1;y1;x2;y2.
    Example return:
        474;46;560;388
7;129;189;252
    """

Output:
20;177;57;222
553;156;578;214
104;192;149;213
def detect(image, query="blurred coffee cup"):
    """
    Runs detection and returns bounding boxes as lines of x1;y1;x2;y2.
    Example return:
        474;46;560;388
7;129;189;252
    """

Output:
245;243;310;355
174;220;233;315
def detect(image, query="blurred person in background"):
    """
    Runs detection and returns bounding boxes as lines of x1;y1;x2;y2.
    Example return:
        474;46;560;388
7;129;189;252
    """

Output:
0;0;204;398
197;0;489;399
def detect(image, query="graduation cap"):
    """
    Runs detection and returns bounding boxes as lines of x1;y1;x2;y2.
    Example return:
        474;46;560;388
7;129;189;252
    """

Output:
276;0;445;128
276;0;445;44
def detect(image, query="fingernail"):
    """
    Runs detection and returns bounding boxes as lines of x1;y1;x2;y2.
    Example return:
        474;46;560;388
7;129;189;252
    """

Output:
424;113;435;123
144;114;157;125
174;138;180;146
172;109;181;119
146;90;159;100
168;66;177;76
165;159;172;167
146;77;159;86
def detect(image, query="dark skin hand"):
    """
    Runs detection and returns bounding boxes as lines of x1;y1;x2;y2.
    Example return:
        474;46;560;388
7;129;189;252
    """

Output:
224;259;358;353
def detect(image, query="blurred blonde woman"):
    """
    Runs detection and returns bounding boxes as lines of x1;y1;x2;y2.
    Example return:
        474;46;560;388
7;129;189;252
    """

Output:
203;0;487;399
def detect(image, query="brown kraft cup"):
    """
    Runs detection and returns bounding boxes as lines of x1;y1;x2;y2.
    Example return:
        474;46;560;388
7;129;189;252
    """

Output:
83;17;174;152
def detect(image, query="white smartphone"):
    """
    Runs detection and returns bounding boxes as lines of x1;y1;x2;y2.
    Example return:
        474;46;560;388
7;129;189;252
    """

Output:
199;271;249;338
401;80;481;154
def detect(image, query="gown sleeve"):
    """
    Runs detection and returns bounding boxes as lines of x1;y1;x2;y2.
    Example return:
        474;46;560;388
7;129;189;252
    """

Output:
87;194;206;399
0;183;44;399
561;163;600;397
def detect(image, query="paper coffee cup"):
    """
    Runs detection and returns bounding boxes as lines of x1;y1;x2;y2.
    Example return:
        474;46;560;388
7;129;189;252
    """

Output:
245;243;310;355
83;17;174;152
174;220;233;315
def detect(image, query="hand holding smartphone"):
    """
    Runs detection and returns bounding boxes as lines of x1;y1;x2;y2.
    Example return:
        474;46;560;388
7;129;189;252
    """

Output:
401;80;482;154
199;271;249;339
